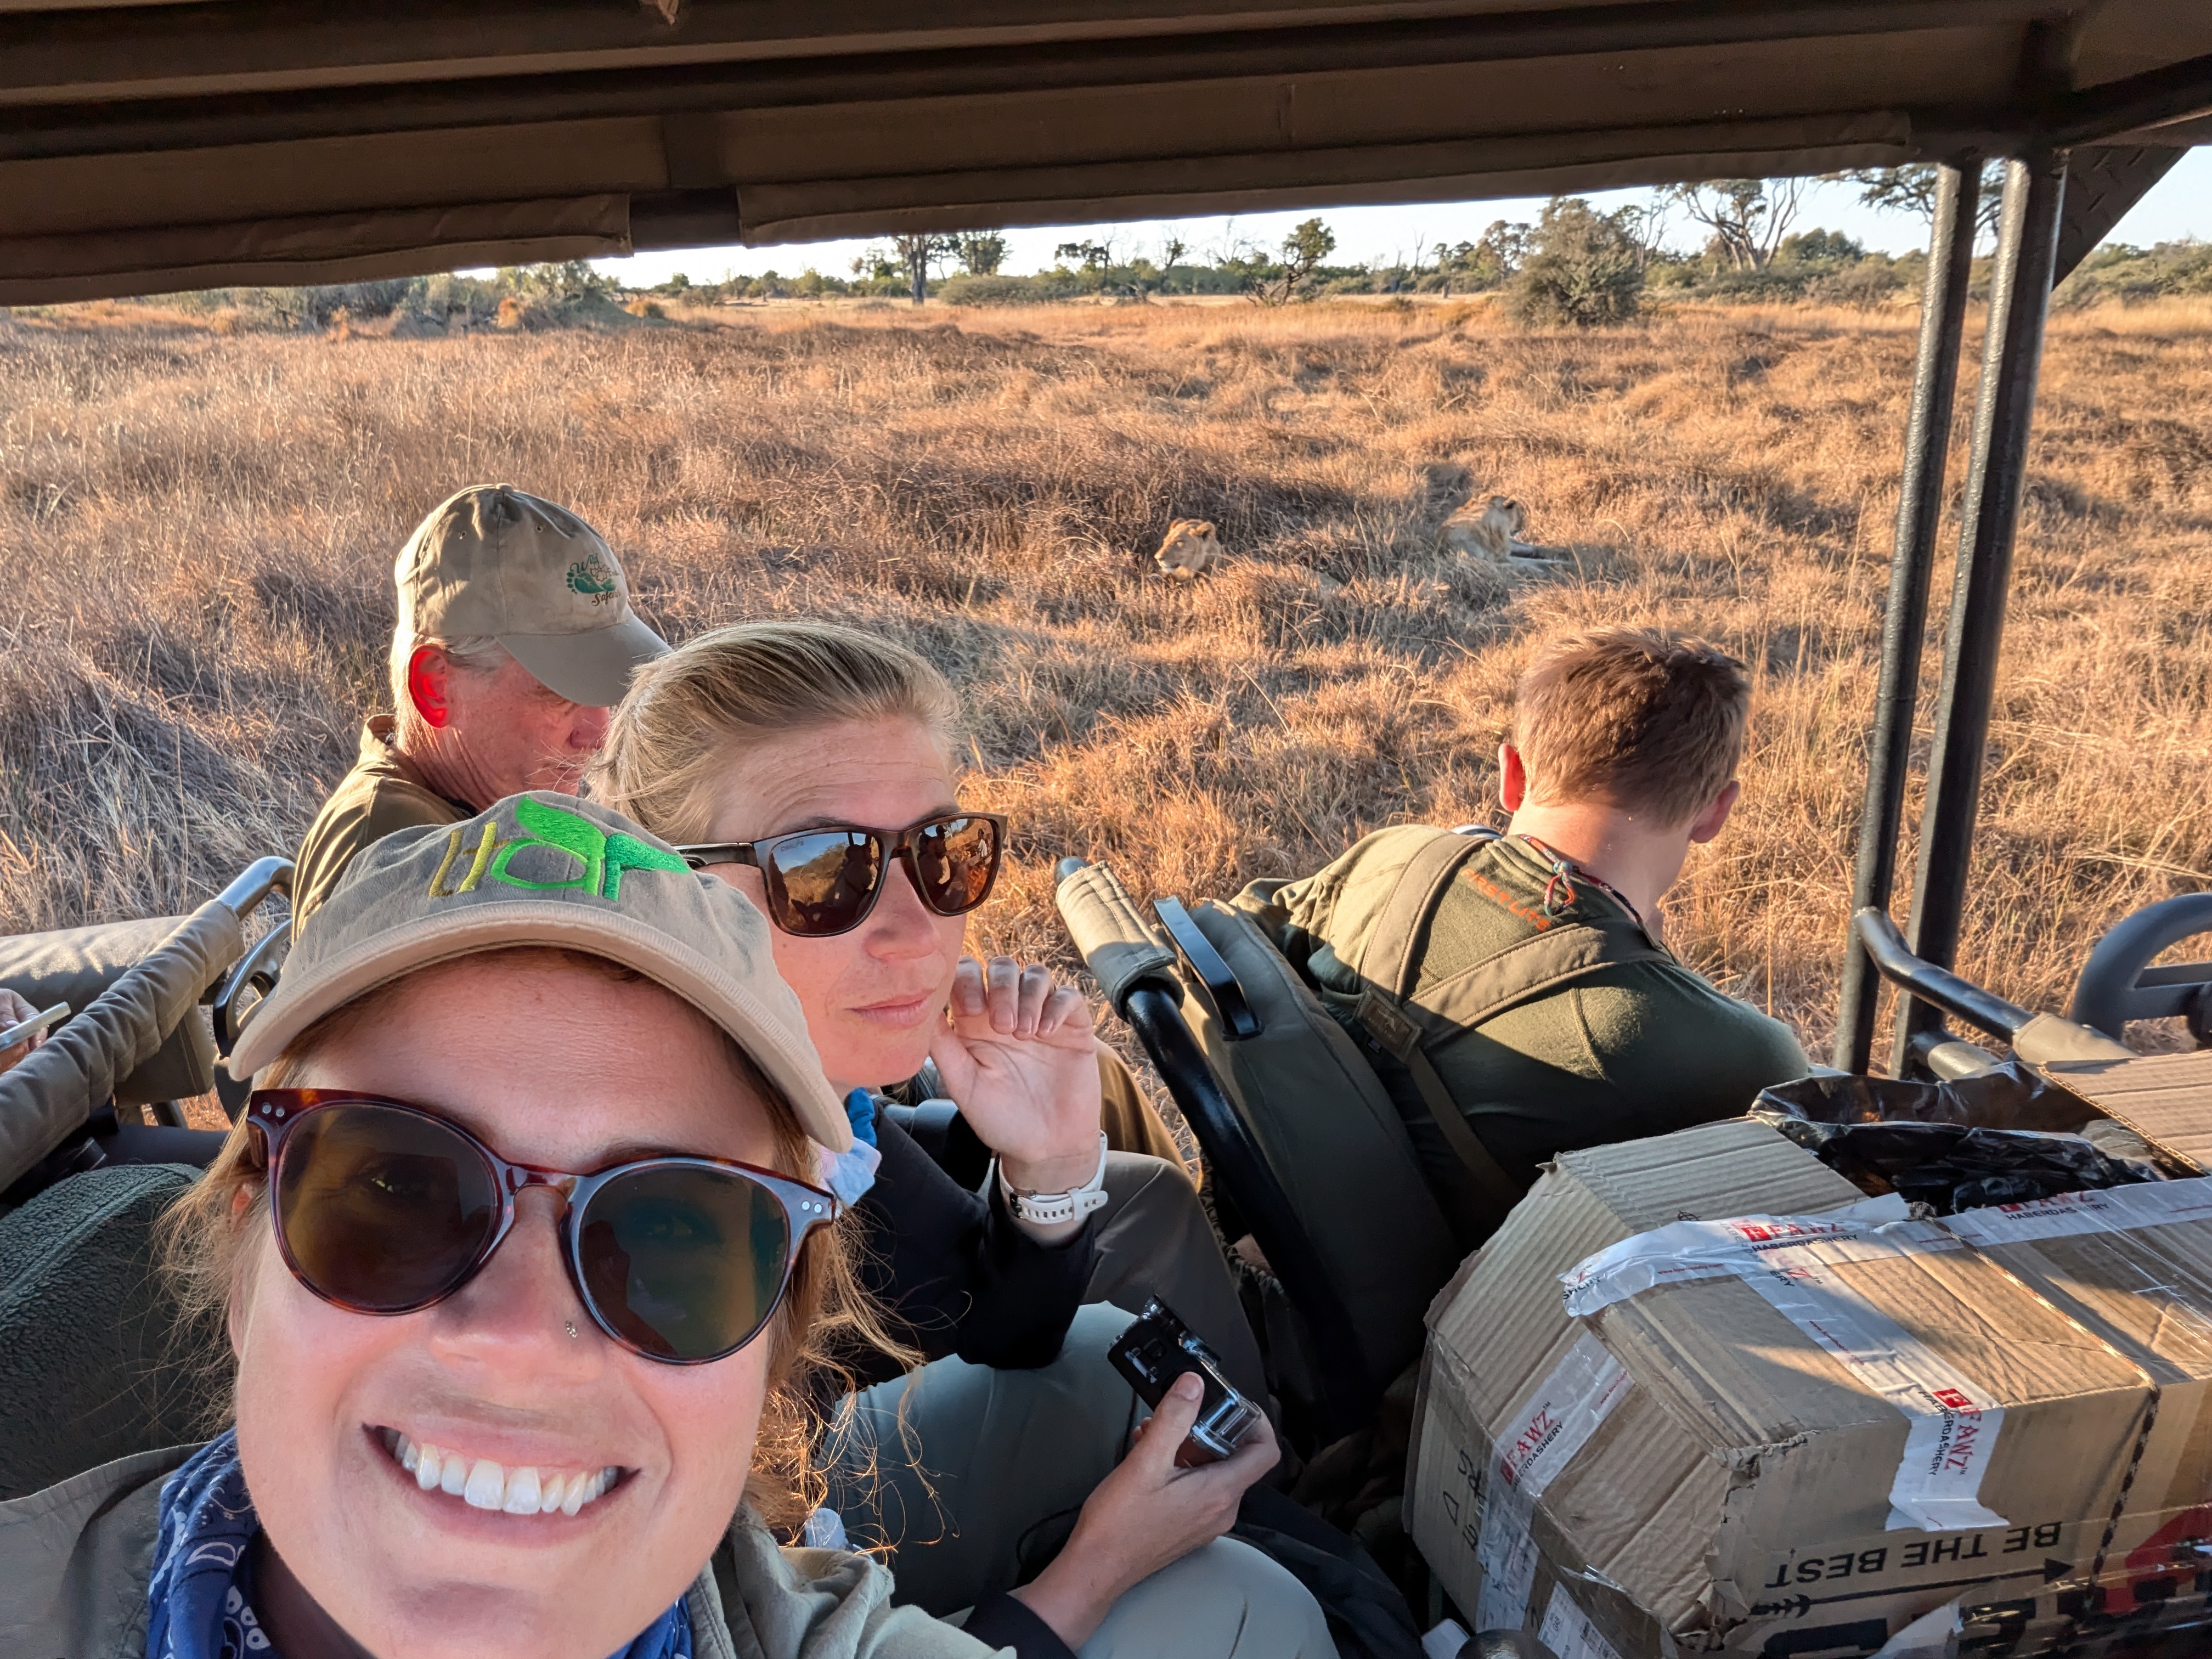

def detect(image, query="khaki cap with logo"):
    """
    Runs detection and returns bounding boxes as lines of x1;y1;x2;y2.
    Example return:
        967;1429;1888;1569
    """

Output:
398;484;669;707
230;793;851;1153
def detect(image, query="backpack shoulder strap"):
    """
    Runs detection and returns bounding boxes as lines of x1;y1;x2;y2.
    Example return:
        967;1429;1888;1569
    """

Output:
1354;827;1497;1000
1347;830;1673;1225
1346;828;1527;1221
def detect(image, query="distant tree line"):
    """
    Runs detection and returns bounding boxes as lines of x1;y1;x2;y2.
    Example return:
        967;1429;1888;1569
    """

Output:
133;174;2209;333
636;187;2209;323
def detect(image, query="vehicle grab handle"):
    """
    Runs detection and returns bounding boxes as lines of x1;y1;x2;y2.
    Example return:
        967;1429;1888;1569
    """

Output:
0;898;246;1192
1854;907;2131;1062
1054;858;1177;1015
215;856;293;926
1853;907;2034;1039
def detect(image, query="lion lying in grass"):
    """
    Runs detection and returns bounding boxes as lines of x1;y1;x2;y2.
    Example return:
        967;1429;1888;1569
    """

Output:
1440;494;1564;573
1153;518;1222;579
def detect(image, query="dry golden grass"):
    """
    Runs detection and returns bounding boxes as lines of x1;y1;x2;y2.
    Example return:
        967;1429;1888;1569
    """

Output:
2;294;2208;1077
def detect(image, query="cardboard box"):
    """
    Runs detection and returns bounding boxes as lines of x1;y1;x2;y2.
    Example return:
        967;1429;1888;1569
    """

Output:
1943;1177;2212;1632
1407;1118;2180;1657
1408;1117;1868;1655
2030;1050;2212;1175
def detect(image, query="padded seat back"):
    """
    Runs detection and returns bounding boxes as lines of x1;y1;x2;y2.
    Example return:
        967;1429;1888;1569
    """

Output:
0;917;218;1106
0;1163;223;1499
1177;901;1462;1396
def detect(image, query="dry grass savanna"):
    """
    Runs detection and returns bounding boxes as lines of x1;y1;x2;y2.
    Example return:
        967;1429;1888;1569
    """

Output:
3;292;2209;1117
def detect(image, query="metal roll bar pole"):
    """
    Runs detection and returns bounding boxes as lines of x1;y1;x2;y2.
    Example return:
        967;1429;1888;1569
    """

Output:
1834;155;1983;1074
1857;908;2034;1043
1893;151;2068;1076
213;855;292;923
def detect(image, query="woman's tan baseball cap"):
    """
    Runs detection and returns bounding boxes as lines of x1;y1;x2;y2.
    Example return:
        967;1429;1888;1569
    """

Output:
398;485;668;707
230;793;851;1152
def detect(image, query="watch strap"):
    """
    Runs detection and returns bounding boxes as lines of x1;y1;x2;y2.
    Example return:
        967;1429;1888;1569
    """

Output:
998;1132;1110;1226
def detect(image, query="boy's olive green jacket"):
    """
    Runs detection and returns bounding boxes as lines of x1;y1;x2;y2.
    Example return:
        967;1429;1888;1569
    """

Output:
1236;826;1808;1237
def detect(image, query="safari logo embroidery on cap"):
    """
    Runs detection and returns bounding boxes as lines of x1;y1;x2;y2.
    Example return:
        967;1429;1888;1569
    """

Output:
427;797;686;903
565;552;619;605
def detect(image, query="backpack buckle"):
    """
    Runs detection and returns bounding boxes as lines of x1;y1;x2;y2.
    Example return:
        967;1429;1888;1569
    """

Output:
1355;987;1420;1062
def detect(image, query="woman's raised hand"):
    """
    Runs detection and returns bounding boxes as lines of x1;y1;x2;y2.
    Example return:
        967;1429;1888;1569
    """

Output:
928;955;1103;1194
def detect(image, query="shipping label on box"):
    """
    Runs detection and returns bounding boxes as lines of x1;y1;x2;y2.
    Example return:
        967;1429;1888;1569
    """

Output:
1409;1345;1672;1658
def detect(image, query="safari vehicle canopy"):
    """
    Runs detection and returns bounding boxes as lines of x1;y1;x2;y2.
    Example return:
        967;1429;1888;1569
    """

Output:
0;3;2204;301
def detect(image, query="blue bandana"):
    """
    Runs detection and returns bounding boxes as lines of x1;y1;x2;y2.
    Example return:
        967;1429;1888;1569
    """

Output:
817;1088;882;1206
147;1431;694;1659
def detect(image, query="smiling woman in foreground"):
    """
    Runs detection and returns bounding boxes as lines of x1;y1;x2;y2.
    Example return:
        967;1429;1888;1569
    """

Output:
0;794;1331;1659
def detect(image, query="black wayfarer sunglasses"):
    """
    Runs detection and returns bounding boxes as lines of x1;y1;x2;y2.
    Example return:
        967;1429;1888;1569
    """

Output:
247;1091;838;1365
676;810;1007;939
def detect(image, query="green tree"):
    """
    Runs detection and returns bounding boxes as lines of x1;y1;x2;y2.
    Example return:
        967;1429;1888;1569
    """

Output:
1154;235;1190;294
1510;197;1645;328
953;232;1009;276
1431;218;1531;291
1284;217;1336;270
496;260;616;303
1667;178;1804;271
1249;217;1337;305
1054;239;1115;273
1844;163;2005;239
891;234;958;304
1776;228;1866;266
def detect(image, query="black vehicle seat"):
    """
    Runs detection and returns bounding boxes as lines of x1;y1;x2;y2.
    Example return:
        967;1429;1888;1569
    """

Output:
0;1162;223;1499
0;916;219;1109
1057;861;1460;1441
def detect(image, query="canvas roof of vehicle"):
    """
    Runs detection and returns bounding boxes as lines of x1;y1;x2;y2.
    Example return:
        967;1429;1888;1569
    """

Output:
2;2;2208;303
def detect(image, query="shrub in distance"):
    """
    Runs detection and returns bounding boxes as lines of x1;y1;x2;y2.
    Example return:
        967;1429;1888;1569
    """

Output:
1511;196;1647;328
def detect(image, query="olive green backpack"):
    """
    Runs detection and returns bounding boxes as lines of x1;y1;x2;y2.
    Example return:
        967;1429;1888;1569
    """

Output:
1294;827;1674;1232
1171;828;1673;1403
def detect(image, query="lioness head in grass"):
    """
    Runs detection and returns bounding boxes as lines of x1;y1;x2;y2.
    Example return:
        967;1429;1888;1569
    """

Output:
1153;518;1222;579
1439;494;1528;565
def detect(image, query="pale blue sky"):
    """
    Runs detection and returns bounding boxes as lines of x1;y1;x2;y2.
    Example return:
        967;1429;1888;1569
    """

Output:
596;149;2210;287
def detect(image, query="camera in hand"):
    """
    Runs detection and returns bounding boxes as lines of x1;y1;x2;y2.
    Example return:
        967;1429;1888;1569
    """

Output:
1106;1297;1262;1465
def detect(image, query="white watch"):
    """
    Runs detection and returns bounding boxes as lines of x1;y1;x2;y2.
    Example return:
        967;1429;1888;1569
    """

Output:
997;1133;1110;1226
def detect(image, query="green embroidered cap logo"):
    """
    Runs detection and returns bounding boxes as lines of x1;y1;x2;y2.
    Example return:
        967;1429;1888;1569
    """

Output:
565;552;619;604
427;797;688;904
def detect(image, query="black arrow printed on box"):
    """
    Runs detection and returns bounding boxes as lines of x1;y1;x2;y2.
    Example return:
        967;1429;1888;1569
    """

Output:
1752;1562;2076;1618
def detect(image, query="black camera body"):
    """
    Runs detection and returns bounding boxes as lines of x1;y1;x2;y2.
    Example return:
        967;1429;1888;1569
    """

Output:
1105;1297;1262;1465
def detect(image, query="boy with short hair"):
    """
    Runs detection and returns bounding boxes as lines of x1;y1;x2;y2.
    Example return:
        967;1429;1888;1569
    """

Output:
1237;626;1806;1245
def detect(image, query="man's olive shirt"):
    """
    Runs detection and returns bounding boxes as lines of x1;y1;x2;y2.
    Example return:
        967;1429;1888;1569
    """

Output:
1235;827;1808;1244
290;717;470;933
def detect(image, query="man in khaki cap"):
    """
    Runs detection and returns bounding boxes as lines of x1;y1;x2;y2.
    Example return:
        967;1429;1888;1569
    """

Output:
290;486;669;929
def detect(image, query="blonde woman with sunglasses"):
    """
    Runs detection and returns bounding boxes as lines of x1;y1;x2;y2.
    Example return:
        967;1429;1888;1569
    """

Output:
588;621;1278;1621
